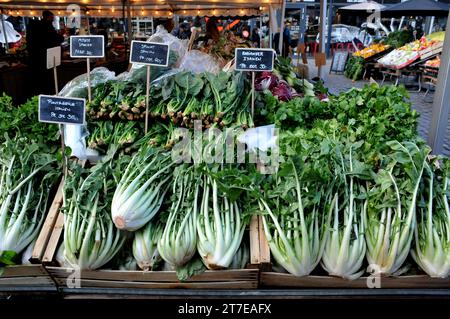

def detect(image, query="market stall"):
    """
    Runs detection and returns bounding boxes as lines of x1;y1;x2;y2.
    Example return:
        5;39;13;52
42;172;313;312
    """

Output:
377;32;445;89
0;0;450;301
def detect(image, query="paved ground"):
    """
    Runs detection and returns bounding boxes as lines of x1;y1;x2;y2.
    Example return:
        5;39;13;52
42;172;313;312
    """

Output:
300;58;450;157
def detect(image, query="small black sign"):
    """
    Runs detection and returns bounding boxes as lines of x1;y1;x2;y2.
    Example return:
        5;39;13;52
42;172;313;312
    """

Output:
130;41;170;66
330;51;349;74
235;48;275;72
39;95;86;125
70;35;105;58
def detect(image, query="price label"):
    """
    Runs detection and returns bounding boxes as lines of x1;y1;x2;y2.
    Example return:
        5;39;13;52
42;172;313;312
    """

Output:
38;95;86;125
70;35;105;58
47;46;61;69
235;48;275;72
130;41;170;66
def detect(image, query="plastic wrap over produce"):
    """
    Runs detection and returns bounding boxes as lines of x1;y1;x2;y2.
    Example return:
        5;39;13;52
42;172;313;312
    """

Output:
58;67;116;98
178;50;221;74
58;67;116;160
237;124;277;152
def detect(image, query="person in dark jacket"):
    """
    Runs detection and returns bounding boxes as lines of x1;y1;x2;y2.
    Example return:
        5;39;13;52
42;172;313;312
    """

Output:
251;27;260;47
26;10;64;95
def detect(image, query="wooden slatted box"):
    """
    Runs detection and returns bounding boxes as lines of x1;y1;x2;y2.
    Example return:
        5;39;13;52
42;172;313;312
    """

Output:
41;176;259;290
0;179;64;293
257;217;450;289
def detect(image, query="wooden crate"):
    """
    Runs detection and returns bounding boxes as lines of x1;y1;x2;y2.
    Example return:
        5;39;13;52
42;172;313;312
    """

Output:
260;273;450;289
0;178;65;293
47;267;258;290
0;265;56;291
257;217;450;289
31;178;64;263
40;175;260;290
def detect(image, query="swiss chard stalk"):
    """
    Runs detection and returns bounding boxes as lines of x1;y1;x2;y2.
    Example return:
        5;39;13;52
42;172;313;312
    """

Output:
133;221;163;271
260;160;332;276
365;141;430;276
111;145;173;231
197;174;246;270
322;146;367;280
0;137;58;255
411;156;450;278
158;166;199;267
229;240;250;269
63;162;125;270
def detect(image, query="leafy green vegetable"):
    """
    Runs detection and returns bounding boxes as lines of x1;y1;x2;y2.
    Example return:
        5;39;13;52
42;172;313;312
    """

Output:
176;257;207;282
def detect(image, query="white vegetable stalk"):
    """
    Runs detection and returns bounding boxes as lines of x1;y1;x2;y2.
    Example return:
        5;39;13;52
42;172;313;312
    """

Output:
365;141;429;276
55;243;70;268
411;159;450;278
0;152;54;255
229;240;250;269
322;149;367;280
112;148;173;231
260;162;332;277
158;170;199;267
21;240;36;265
197;176;245;270
64;165;125;270
133;221;162;271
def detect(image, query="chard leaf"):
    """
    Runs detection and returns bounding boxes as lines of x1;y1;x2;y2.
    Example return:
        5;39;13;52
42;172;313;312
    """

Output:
176;257;206;281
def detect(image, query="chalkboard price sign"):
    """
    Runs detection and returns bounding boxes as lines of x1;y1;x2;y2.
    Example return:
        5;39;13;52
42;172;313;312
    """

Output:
70;35;105;58
38;95;86;125
130;41;170;66
330;51;349;74
235;48;275;72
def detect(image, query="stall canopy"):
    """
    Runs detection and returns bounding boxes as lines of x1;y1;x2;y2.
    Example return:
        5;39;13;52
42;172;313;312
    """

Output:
0;0;282;18
339;1;386;13
381;0;450;17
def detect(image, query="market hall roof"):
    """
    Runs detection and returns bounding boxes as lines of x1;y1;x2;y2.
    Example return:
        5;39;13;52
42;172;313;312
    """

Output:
0;0;282;17
0;0;283;8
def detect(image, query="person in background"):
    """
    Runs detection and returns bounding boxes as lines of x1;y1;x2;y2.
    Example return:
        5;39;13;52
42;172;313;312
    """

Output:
180;22;192;40
26;10;64;95
241;26;250;39
282;23;291;57
251;27;260;47
272;24;291;57
205;17;220;43
95;21;109;56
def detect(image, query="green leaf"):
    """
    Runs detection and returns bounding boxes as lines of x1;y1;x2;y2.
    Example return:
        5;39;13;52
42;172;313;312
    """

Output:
0;250;18;266
176;257;206;281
